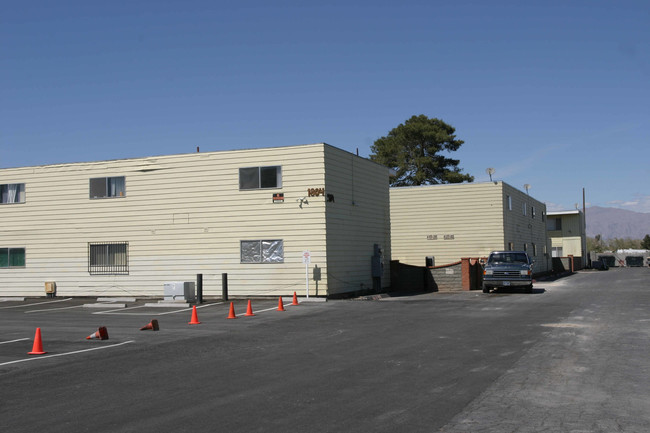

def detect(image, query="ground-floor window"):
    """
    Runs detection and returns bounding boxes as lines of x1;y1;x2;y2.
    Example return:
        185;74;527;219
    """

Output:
551;246;563;258
0;248;25;268
240;240;284;263
88;242;129;274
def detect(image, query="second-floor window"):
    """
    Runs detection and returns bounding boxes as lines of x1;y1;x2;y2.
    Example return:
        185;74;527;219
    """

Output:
239;166;282;190
90;176;126;199
1;183;25;204
547;217;562;231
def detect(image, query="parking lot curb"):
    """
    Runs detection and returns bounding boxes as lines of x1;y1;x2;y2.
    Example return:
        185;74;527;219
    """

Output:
97;297;136;302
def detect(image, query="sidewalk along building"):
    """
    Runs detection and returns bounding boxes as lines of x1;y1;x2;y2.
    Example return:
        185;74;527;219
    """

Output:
0;143;391;298
546;209;587;271
389;181;551;288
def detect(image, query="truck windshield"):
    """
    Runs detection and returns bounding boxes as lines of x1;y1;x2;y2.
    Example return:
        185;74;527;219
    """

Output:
489;253;529;264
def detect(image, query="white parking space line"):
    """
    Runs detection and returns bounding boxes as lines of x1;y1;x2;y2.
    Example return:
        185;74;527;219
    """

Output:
25;305;86;314
93;302;225;315
0;298;72;310
92;305;148;315
0;338;30;345
0;341;136;367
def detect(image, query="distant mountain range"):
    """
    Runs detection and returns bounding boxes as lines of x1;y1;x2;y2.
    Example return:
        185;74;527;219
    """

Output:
586;206;650;239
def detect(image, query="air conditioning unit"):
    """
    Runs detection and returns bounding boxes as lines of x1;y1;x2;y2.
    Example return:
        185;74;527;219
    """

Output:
163;281;195;302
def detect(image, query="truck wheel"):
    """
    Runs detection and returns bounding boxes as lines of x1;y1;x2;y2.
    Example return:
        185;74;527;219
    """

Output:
525;284;533;294
482;284;489;294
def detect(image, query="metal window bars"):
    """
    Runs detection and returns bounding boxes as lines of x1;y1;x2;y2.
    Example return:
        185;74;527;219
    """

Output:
88;242;129;275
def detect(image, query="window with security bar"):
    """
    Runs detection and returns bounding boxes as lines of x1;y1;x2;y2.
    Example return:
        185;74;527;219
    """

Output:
88;242;129;274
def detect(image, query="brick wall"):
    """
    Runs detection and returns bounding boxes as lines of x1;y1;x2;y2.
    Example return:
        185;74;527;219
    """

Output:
428;261;462;291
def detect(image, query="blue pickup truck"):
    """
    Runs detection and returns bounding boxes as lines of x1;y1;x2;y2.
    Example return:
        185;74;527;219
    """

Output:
482;251;534;294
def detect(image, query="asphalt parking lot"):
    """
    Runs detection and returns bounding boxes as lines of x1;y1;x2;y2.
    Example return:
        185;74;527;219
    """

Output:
1;268;649;433
0;296;311;367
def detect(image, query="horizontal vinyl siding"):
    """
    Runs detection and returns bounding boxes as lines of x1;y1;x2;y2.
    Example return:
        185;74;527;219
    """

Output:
502;183;551;273
548;213;585;258
0;145;328;297
324;146;391;295
559;214;583;237
390;183;505;266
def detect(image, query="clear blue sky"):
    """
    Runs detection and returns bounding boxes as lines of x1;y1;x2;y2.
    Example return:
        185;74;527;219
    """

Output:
2;0;648;212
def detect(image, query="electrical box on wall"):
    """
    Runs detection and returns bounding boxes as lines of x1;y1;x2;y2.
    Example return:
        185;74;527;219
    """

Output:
44;281;57;297
163;282;196;302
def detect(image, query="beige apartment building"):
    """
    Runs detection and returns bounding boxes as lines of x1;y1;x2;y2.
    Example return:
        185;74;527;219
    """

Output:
547;209;587;270
0;143;391;298
390;182;551;274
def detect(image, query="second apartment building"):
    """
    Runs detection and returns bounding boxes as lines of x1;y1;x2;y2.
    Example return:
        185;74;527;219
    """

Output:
390;181;551;274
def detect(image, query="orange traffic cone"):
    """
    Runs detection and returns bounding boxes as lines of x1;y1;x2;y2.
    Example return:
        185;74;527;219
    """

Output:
86;326;109;340
227;302;237;319
292;291;299;306
28;327;47;355
140;319;159;331
244;300;255;316
188;305;201;324
277;296;285;311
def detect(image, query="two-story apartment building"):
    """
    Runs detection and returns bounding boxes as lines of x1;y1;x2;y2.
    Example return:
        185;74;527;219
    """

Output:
390;181;551;274
0;143;391;298
547;209;587;268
